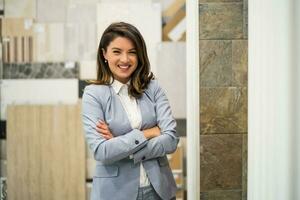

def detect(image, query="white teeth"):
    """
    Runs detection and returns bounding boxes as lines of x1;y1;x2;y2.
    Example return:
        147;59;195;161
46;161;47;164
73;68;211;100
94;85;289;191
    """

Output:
118;65;130;69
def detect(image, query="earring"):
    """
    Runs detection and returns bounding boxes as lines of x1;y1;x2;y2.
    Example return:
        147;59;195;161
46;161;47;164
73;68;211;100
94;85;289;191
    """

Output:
105;60;108;63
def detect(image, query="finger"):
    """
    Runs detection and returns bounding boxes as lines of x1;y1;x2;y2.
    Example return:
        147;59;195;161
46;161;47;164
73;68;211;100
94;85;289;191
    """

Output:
101;134;113;140
96;127;110;135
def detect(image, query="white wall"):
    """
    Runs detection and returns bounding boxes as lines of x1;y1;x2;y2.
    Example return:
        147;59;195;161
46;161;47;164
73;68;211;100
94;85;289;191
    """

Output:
248;0;300;199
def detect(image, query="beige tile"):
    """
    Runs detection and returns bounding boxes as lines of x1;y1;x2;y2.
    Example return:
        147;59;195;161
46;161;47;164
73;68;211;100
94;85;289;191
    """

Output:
200;40;232;87
200;87;247;134
5;0;36;18
199;3;243;39
200;134;243;191
242;134;248;200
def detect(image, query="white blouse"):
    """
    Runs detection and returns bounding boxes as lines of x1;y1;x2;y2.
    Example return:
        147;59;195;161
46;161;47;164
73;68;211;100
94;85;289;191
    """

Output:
111;80;150;187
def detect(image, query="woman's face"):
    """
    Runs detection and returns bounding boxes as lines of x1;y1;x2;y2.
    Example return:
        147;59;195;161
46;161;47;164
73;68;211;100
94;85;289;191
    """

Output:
103;36;138;84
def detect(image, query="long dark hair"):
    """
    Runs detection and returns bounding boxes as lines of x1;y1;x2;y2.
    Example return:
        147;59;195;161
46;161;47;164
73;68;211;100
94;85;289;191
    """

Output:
90;22;154;98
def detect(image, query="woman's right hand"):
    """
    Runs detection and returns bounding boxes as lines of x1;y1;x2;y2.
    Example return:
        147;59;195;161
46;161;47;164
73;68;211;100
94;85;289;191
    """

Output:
143;126;161;139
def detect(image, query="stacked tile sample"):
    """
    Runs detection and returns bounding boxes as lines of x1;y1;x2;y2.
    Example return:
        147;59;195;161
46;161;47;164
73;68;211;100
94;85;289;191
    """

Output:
199;0;248;199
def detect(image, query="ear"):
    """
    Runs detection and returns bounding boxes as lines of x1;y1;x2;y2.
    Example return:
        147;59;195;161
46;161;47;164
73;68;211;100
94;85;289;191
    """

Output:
102;48;107;60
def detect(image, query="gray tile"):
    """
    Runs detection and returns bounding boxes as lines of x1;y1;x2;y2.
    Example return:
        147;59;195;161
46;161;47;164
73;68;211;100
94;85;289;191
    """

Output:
200;40;232;87
3;63;79;79
200;134;243;191
200;87;247;134
199;3;243;39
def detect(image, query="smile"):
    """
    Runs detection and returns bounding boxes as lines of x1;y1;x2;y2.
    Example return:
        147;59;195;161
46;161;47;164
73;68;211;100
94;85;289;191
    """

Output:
118;64;131;69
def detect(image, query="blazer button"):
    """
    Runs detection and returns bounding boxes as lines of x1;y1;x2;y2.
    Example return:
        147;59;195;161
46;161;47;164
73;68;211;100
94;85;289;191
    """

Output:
135;140;139;145
142;156;146;160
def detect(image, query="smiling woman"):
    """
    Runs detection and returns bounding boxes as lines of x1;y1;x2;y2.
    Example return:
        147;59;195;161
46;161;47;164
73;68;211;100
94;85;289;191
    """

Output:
82;22;179;200
102;37;138;84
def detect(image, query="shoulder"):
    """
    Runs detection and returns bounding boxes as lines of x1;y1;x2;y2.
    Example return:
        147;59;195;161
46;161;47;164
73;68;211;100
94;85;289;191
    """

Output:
146;79;161;92
83;84;111;102
144;79;165;98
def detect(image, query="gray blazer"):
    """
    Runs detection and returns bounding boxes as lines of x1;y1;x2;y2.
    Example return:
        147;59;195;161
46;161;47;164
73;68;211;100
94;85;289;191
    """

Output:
82;79;179;200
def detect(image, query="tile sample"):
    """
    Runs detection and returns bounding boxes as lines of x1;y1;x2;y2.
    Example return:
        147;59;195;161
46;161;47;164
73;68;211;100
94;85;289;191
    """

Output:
0;160;6;177
97;0;162;74
79;60;97;80
7;104;85;200
199;3;243;39
200;40;232;87
36;0;67;22
200;134;242;191
65;23;97;61
65;2;97;61
232;40;248;86
3;62;79;79
200;87;247;134
1;79;78;120
4;0;36;18
200;190;242;200
156;42;186;118
0;121;5;139
78;80;90;98
0;140;6;160
34;23;65;62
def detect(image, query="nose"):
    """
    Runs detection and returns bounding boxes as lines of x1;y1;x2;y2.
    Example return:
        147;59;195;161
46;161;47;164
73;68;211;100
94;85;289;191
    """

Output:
120;53;129;62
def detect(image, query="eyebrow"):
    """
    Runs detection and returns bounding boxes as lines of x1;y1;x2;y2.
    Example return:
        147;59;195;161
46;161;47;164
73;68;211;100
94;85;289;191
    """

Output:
111;47;136;51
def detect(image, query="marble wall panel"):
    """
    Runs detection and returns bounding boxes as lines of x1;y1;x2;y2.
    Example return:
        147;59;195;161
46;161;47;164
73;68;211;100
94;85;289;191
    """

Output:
0;79;78;120
34;23;65;62
232;40;248;86
200;189;242;200
200;134;242;191
199;3;243;39
200;40;232;87
200;87;247;134
97;0;162;74
3;62;79;79
65;23;97;61
5;0;36;18
79;60;97;80
37;0;67;22
65;2;97;61
156;42;186;118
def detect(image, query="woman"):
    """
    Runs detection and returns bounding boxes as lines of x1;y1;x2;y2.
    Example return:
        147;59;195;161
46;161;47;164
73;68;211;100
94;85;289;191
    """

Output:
82;22;179;200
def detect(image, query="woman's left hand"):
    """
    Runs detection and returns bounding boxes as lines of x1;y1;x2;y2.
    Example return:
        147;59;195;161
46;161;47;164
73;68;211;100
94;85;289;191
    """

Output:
96;120;114;140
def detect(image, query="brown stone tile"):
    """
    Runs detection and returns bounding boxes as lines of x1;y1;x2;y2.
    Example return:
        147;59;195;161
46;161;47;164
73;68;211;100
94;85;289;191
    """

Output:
200;87;247;134
200;134;243;191
243;0;248;38
232;40;248;86
199;3;243;39
201;190;242;200
200;0;241;2
242;134;248;200
200;40;232;87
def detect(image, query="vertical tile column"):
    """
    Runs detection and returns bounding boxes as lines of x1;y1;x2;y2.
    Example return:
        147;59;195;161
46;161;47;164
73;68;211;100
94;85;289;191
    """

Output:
199;0;248;199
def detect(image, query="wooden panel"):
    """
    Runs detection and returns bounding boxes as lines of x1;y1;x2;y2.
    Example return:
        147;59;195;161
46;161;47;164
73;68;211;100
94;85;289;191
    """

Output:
162;0;185;18
7;104;85;200
1;18;34;37
163;9;185;41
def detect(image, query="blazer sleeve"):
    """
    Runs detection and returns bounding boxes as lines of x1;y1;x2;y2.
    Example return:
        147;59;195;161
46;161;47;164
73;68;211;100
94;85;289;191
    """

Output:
132;80;179;164
82;85;148;164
